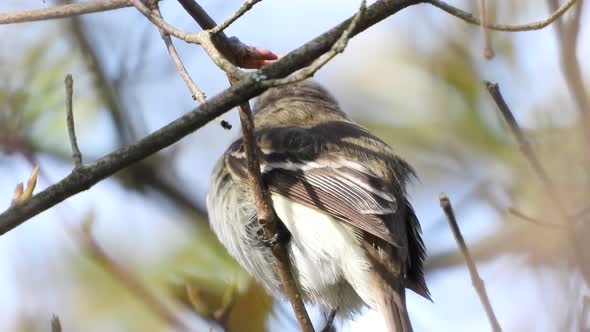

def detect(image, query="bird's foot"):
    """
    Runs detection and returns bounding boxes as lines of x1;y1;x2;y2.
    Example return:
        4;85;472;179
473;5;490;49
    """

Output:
258;222;291;247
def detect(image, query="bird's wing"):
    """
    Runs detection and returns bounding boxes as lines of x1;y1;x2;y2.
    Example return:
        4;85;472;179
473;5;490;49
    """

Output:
224;122;404;247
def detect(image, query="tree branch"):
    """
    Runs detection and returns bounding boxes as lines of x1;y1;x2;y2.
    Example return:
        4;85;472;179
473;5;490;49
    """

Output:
484;81;590;287
507;207;565;229
210;0;263;34
235;97;314;331
0;0;421;232
427;0;578;32
477;0;493;59
126;0;202;43
51;315;62;332
150;5;206;103
439;193;502;332
58;0;136;144
65;74;83;168
0;0;138;25
547;0;590;149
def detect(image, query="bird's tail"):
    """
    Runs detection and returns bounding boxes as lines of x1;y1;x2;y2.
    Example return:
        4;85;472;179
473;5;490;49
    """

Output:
380;286;413;332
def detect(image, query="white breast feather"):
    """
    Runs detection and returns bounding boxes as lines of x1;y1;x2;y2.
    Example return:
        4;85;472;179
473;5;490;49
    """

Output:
271;194;380;310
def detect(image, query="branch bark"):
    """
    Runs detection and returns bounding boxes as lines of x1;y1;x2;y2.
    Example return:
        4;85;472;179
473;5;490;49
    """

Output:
484;81;590;288
235;98;314;331
0;0;422;231
439;193;502;332
427;0;578;32
0;0;137;24
65;74;83;168
547;0;590;150
150;5;206;103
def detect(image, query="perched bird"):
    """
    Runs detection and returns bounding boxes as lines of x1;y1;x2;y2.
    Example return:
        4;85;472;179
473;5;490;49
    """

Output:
207;81;429;332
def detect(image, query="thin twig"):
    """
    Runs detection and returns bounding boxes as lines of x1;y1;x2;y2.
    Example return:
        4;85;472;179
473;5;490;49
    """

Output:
51;315;62;332
211;0;263;34
127;0;202;43
484;82;563;202
478;0;494;59
320;309;337;332
580;295;590;332
508;207;564;229
130;0;244;79
65;74;83;168
427;0;578;32
58;0;135;145
267;0;366;86
547;0;590;150
234;95;314;332
439;193;502;332
0;0;140;25
150;6;206;103
148;4;233;128
484;80;590;287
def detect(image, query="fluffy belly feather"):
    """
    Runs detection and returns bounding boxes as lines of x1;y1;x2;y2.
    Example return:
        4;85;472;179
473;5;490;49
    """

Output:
207;168;373;314
272;194;374;312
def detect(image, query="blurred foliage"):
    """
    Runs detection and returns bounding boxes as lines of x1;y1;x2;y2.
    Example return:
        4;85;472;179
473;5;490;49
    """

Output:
0;33;99;160
2;0;590;331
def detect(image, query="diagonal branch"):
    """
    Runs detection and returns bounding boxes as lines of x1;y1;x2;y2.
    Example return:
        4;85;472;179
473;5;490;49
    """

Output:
427;0;578;32
484;81;590;287
149;3;229;129
130;0;243;77
0;0;139;25
126;0;203;43
0;0;421;232
211;0;264;34
235;97;314;332
150;5;206;103
439;193;502;332
508;208;565;229
547;0;590;149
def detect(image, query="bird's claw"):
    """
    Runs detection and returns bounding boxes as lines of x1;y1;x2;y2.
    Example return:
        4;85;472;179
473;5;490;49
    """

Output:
258;223;290;248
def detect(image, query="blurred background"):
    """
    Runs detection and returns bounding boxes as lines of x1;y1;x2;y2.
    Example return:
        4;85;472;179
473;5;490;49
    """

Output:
1;0;589;331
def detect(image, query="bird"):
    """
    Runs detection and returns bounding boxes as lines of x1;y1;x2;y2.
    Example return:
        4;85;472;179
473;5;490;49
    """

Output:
207;81;429;332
